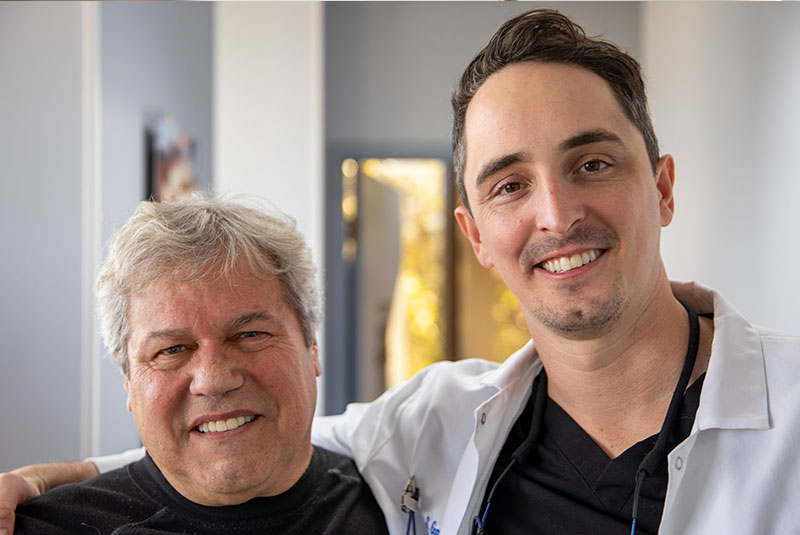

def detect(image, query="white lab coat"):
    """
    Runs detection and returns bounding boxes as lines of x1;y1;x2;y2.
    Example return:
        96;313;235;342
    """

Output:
312;282;800;534
92;282;800;534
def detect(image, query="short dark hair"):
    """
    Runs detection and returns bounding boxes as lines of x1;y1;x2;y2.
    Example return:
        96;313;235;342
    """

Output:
452;8;659;213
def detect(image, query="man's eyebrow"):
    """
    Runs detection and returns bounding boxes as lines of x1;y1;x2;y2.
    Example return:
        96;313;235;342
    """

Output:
558;129;625;152
145;329;190;341
229;311;273;329
142;313;273;341
474;152;528;189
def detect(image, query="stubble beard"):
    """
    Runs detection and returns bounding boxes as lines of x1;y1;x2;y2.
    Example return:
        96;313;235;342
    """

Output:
519;226;626;339
530;277;626;340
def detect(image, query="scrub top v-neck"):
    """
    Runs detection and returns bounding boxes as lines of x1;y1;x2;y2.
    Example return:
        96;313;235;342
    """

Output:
482;371;705;534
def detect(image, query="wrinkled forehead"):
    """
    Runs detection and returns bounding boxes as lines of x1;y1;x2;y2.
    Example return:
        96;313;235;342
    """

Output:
130;254;279;294
126;270;297;340
127;260;286;319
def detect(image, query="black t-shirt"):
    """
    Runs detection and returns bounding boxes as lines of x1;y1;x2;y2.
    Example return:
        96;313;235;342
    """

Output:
16;446;389;535
481;372;705;534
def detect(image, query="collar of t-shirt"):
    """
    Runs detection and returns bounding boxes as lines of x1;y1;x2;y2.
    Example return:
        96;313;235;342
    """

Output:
135;447;325;522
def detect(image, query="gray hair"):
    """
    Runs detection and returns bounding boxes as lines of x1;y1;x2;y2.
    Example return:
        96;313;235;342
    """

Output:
97;194;322;376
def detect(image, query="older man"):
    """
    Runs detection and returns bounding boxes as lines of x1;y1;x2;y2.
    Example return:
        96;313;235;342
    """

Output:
11;197;388;534
4;8;800;535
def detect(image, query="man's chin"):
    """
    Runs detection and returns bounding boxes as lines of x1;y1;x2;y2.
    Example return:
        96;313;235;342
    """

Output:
532;285;626;339
162;456;275;506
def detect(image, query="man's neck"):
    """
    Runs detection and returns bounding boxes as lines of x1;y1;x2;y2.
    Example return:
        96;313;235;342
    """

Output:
531;285;713;458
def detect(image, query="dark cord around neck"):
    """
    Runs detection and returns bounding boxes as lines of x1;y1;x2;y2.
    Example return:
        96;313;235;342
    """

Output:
631;300;700;534
473;371;547;535
472;300;701;535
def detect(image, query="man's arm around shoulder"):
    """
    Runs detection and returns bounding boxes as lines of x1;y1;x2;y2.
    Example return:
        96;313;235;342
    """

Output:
0;461;98;535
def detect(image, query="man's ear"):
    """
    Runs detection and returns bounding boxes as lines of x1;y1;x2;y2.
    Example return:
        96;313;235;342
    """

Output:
454;206;494;269
124;379;132;413
310;338;321;377
655;154;676;227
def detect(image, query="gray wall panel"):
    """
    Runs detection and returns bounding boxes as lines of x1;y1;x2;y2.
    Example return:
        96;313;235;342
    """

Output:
0;2;84;471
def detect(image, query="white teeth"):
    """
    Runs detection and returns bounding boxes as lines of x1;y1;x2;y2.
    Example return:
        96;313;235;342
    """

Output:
540;249;601;274
197;415;255;434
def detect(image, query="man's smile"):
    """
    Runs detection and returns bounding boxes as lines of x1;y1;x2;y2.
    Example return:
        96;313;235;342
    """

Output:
519;226;620;276
195;415;257;434
538;249;604;274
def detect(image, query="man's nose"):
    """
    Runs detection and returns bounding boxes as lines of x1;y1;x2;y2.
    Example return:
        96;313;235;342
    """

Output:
189;344;245;397
533;178;585;235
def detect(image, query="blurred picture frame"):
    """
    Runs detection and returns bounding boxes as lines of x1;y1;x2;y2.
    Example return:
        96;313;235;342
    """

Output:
146;113;198;202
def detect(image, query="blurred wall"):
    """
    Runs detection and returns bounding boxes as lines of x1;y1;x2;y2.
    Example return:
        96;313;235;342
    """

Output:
325;2;640;151
644;2;800;332
0;2;85;472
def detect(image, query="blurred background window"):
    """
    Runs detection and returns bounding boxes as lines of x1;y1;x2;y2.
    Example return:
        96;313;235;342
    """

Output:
337;156;530;403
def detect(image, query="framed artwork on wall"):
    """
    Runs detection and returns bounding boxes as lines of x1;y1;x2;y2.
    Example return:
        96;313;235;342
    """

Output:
146;113;198;202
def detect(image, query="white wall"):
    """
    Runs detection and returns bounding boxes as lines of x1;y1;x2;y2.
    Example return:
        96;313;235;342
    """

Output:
325;2;641;150
213;2;325;410
0;2;87;471
643;2;800;332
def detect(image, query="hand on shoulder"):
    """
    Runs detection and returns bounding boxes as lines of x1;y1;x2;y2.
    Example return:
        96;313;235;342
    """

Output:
0;470;40;534
0;460;99;534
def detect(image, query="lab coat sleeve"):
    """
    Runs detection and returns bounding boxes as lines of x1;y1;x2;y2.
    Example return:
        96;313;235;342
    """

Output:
312;406;369;458
312;358;501;467
86;446;146;473
311;366;431;461
313;358;503;535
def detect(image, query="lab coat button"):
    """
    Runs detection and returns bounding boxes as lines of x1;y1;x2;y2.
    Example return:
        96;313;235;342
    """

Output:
675;456;683;470
480;412;487;424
